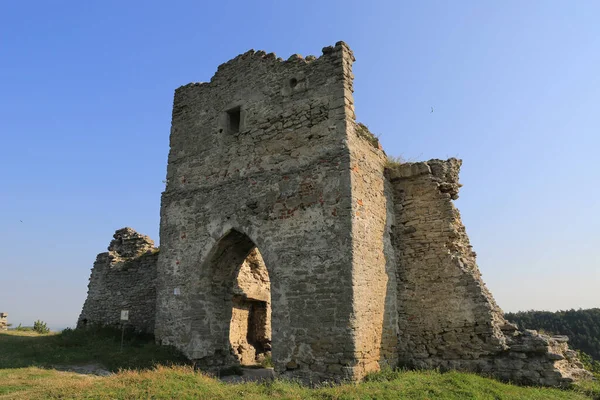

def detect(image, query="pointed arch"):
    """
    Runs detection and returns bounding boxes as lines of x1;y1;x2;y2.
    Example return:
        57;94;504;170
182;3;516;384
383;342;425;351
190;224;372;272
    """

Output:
189;228;272;368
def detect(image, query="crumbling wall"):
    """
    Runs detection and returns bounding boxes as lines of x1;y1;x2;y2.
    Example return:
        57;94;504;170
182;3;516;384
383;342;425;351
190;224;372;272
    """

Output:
386;159;591;386
387;159;506;365
78;228;158;333
0;313;7;331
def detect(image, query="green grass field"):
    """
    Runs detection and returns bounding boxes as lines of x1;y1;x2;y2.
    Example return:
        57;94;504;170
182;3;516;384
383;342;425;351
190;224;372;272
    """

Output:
0;329;598;399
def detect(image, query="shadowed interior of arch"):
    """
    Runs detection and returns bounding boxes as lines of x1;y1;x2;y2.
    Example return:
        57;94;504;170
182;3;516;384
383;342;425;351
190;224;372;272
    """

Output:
205;229;272;366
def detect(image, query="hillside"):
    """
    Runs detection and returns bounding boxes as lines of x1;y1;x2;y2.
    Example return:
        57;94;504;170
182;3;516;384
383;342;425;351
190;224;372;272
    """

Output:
505;309;600;361
1;329;599;399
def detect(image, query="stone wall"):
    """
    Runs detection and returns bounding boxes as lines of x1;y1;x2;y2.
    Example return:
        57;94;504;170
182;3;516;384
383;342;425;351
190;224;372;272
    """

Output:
386;159;591;386
155;41;360;383
78;228;158;333
347;120;399;375
0;313;7;331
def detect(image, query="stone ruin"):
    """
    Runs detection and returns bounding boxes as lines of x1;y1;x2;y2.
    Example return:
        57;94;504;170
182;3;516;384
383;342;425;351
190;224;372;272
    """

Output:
0;313;7;331
78;41;592;386
78;228;158;333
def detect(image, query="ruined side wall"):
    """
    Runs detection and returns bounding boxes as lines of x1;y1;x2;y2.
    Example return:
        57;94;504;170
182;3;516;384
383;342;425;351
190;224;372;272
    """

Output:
78;228;158;334
388;159;506;366
387;159;591;386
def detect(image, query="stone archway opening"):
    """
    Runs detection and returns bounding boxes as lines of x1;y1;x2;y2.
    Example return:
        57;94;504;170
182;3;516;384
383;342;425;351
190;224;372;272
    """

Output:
229;247;272;366
192;229;273;369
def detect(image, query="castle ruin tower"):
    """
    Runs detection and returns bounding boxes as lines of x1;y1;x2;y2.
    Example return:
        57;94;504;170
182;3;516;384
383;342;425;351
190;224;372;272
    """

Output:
154;42;393;381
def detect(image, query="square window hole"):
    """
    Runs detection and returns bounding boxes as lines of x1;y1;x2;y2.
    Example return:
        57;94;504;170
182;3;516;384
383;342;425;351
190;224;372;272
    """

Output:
227;107;241;134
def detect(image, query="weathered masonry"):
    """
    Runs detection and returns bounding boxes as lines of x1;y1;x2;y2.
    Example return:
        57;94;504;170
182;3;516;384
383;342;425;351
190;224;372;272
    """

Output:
79;42;591;386
0;313;7;331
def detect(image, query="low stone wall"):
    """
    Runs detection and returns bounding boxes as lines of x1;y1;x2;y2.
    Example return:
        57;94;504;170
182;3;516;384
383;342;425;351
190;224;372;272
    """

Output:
386;159;591;386
77;228;158;334
0;313;7;331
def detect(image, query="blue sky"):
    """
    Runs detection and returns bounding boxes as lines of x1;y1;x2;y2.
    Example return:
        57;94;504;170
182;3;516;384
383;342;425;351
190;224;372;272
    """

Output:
1;1;598;329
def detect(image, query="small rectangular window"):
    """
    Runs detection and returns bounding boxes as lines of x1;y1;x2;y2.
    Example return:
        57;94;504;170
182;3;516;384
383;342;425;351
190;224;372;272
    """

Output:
227;107;241;134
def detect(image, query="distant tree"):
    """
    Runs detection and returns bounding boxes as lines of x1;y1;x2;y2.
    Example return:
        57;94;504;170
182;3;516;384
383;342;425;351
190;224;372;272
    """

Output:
33;320;50;334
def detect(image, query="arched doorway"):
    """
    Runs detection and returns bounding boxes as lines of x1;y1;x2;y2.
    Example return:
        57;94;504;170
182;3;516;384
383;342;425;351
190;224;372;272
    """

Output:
194;229;271;368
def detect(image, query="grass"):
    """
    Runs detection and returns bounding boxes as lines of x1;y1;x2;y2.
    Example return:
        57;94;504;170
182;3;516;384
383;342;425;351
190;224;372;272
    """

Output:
0;327;190;371
260;353;274;368
355;122;381;149
0;330;598;399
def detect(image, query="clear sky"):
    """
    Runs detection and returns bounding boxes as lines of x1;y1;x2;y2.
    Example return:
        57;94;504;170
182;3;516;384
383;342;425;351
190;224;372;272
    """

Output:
1;1;598;330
